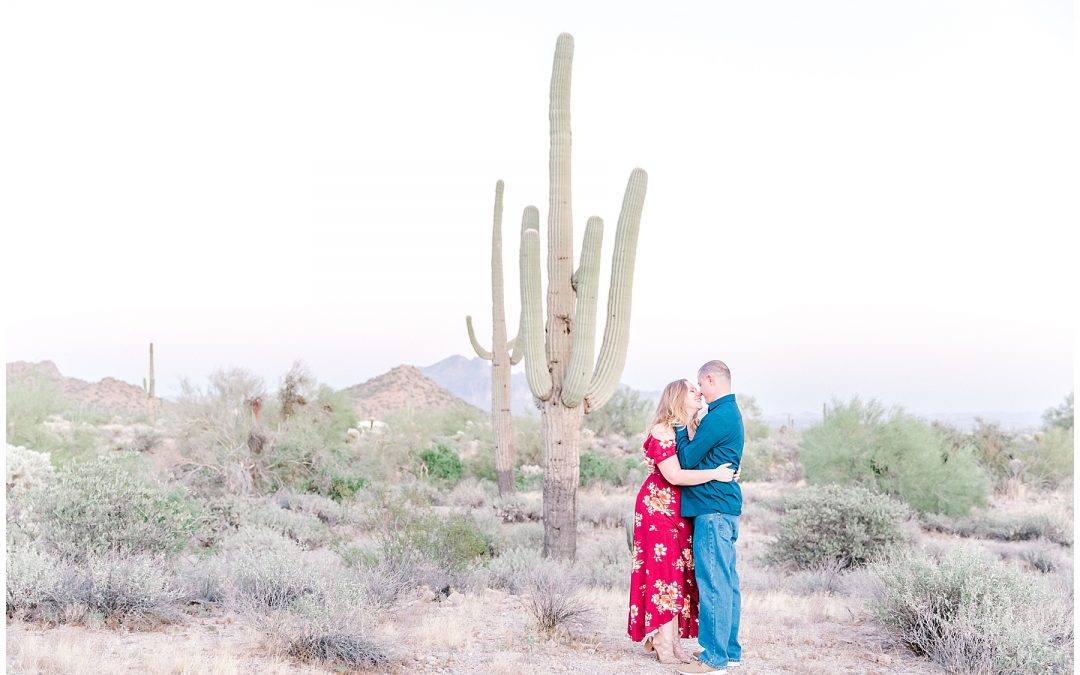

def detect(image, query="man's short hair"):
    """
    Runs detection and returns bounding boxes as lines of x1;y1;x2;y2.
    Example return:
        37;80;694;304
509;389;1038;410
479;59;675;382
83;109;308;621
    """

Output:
698;360;731;382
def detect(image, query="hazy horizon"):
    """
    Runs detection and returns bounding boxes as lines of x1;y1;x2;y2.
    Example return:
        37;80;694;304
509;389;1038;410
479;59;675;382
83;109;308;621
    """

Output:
2;1;1076;424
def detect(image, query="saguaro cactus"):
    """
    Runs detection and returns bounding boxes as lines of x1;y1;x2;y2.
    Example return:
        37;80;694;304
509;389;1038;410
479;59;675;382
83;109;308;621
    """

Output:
466;180;525;497
518;34;648;560
147;342;156;422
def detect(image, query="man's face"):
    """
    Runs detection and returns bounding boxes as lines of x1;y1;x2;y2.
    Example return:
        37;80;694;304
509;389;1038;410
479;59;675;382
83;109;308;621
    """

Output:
698;373;714;400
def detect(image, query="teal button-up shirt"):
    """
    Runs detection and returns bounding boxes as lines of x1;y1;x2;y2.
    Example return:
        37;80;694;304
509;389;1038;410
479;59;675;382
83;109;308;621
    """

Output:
675;393;745;517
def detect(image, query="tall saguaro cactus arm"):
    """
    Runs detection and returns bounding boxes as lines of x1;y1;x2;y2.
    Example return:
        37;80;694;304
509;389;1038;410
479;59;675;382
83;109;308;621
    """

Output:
519;207;552;400
561;216;604;407
465;316;493;360
585;168;648;411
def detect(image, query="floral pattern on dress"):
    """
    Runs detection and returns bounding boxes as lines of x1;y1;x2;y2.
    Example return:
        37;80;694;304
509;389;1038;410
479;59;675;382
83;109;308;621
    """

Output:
627;433;699;642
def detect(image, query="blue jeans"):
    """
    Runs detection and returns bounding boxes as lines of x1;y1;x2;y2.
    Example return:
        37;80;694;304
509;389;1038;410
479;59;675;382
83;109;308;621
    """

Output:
694;512;741;669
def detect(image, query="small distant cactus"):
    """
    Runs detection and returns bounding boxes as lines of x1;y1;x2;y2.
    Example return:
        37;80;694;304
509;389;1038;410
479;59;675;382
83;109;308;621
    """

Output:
146;342;157;422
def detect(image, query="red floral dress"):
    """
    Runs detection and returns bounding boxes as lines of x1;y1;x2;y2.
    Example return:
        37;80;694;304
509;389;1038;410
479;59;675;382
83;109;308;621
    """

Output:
627;434;699;642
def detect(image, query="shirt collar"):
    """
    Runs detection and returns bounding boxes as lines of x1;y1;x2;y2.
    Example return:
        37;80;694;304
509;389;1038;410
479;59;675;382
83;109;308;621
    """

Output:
707;393;736;411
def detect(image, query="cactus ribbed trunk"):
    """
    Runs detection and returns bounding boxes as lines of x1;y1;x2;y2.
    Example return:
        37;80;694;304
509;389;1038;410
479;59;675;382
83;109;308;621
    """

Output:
541;401;584;559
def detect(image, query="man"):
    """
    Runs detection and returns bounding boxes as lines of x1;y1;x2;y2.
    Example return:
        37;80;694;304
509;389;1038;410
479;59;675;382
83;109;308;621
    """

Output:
674;360;744;674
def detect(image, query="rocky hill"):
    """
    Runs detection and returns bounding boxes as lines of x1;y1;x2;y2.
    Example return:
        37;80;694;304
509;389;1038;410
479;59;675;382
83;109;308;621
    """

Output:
342;365;478;422
420;355;537;416
6;360;153;417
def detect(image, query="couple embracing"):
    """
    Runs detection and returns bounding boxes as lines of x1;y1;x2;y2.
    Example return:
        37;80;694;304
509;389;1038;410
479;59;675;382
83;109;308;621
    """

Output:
627;360;744;674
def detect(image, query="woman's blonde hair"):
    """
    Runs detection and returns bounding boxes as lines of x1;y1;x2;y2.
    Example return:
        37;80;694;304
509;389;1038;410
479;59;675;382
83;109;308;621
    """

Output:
648;379;700;435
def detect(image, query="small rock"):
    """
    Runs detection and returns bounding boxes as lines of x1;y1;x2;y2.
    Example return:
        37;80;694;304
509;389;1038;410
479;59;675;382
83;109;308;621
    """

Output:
446;591;467;605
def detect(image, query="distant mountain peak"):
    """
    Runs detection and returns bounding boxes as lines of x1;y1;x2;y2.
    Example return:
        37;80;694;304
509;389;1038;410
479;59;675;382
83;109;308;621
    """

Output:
420;355;537;416
6;360;151;415
341;363;477;421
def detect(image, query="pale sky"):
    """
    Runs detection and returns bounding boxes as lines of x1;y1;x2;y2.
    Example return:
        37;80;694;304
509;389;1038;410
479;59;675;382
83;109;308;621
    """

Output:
2;0;1076;418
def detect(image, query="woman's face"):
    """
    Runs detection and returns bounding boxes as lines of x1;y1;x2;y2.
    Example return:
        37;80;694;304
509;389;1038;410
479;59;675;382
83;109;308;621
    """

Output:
683;381;702;411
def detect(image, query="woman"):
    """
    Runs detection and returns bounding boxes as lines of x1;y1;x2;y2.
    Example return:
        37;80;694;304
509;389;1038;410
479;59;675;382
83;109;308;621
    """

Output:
627;379;738;664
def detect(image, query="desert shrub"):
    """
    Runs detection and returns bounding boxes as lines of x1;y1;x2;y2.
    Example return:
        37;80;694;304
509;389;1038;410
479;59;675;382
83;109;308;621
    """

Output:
737;434;804;483
462;449;498;483
738;394;771;441
495;521;544;552
5;444;55;497
584;386;651;438
299;471;368;503
579;449;640;487
272;491;347;526
515;463;544;491
870;548;1072;674
3;372;110;462
418;443;464;484
6;543;183;625
803;399;989;516
224;530;320;609
20;453;201;560
376;504;494;572
487;546;544;593
576;532;628;589
523;559;592;634
366;407;489;481
182;554;230;603
265;576;392;671
962;419;1025;490
257;386;363;495
1014;543;1064;574
247;500;332;549
1021;426;1074;490
493;494;542;523
175;367;266;453
333;537;380;569
1043;392;1074;431
768;484;910;570
286;629;389;671
922;510;1072;547
578;493;634;528
513;417;544;467
6;543;63;618
441;478;492;508
76;553;185;622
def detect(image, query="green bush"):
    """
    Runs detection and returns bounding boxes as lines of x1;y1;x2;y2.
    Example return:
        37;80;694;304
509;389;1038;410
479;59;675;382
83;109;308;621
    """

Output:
1022;426;1073;489
767;484;910;570
259;386;362;494
802;399;989;516
1042;392;1073;431
870;548;1072;674
737;435;802;482
418;444;464;484
515;464;544;491
579;449;640;487
5;373;68;451
584;386;651;438
19;453;202;560
300;472;368;503
5;374;110;464
512;416;544;466
376;503;494;572
738;395;771;441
